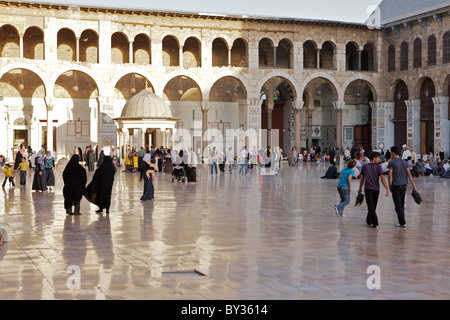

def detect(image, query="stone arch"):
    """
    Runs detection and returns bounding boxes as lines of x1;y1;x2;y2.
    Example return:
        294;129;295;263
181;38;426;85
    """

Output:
162;35;180;67
79;29;99;63
342;75;377;102
345;41;358;71
413;37;422;69
259;38;274;68
414;76;437;100
50;65;105;97
0;24;19;58
114;73;154;101
344;79;376;105
362;42;375;71
111;67;159;95
111;32;129;64
302;76;340;107
183;37;201;68
392;79;409;148
133;33;151;65
23;26;44;60
0;68;47;99
320;41;335;69
400;41;409;71
212;38;228;67
300;73;341;102
163;75;202;102
257;72;300;101
54;70;100;99
209;76;247;102
57;28;76;62
0;63;50;95
276;38;293;69
303;40;318;68
231;38;247;68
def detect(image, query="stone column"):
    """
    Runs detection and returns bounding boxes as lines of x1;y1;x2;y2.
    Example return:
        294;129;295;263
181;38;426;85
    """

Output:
246;99;262;150
316;48;321;68
45;100;54;153
292;100;304;151
179;46;184;67
19;34;24;59
228;46;232;67
405;99;421;152
129;40;134;64
358;50;362;71
433;96;449;156
266;98;274;146
333;101;345;150
76;37;80;62
201;101;209;162
98;96;117;152
273;46;277;68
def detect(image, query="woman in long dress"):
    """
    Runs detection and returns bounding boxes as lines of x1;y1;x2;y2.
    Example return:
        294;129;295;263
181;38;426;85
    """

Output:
88;149;96;172
84;156;116;214
32;150;48;192
63;154;87;215
140;154;157;201
44;151;55;190
97;150;105;168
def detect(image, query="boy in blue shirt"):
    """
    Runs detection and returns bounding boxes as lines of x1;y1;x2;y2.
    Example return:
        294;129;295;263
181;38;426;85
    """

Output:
334;160;357;217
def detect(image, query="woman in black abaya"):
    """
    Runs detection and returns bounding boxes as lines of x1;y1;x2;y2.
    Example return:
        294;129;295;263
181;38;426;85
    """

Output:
63;154;87;215
32;150;48;192
84;156;115;214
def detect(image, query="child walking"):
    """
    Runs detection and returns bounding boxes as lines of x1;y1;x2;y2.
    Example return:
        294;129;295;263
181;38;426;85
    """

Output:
2;164;15;188
334;160;357;218
19;157;29;187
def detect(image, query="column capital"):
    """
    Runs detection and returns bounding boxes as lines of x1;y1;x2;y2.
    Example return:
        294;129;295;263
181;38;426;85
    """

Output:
292;100;304;111
45;97;55;111
201;101;209;113
369;101;386;109
333;101;345;110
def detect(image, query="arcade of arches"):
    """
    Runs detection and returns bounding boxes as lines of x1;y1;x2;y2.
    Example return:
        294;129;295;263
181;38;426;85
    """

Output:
0;1;449;161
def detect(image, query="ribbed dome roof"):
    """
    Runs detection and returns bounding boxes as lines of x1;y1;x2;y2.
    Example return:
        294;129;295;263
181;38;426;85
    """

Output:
119;90;173;119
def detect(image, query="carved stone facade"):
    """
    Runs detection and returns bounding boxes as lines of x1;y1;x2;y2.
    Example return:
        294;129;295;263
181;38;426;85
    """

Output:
0;0;448;160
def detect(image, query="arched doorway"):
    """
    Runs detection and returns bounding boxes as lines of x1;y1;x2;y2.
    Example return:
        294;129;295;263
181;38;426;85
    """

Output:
344;80;375;151
303;77;339;152
420;77;435;154
393;80;408;148
261;78;296;152
54;70;99;156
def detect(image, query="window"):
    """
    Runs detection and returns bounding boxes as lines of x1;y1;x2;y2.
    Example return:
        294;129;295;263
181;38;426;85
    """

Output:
388;45;395;72
443;32;450;64
428;35;437;66
413;38;422;68
400;42;408;71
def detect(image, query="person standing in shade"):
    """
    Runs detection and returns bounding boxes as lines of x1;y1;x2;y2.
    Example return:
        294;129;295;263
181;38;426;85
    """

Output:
388;146;416;228
334;160;357;218
44;151;55;191
358;152;390;229
32;150;48;193
18;157;28;187
140;154;158;201
84;156;116;214
88;147;96;172
186;148;198;183
210;147;218;175
63;154;87;215
239;146;249;175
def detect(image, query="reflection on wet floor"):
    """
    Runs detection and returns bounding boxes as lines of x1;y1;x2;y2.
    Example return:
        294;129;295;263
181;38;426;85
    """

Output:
0;162;449;299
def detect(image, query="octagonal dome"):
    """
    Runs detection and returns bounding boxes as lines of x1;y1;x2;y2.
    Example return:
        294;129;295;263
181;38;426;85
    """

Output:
119;89;174;119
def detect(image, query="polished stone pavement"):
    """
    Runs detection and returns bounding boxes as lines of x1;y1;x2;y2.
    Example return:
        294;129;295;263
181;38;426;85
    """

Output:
0;161;449;300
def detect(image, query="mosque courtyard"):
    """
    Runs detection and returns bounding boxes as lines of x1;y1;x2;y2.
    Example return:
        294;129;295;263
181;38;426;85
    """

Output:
0;162;449;300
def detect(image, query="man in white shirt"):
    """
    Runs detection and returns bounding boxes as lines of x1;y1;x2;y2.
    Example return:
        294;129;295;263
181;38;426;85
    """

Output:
239;146;249;175
402;147;412;161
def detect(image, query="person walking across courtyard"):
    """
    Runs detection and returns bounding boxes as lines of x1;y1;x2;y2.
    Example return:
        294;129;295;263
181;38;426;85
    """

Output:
63;154;87;215
358;152;390;228
334;160;357;218
18;157;28;187
388;146;416;228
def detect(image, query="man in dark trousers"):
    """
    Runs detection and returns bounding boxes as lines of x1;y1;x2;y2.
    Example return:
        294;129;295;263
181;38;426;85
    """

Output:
358;152;390;228
388;146;416;228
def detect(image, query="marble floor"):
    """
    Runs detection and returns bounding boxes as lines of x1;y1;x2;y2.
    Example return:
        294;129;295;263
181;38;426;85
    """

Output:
0;161;449;300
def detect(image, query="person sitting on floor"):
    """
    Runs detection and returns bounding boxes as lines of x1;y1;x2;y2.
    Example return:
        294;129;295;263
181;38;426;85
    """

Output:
321;162;340;179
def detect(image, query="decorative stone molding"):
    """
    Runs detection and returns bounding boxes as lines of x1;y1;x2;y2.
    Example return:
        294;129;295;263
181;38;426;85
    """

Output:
332;101;345;110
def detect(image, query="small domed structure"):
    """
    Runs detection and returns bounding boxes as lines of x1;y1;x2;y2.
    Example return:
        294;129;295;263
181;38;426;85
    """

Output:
118;89;175;120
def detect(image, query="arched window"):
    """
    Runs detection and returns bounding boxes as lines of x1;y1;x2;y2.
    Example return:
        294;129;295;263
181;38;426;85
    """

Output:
428;35;437;66
276;39;292;69
23;27;44;60
361;43;375;71
413;38;422;68
259;38;274;68
212;38;228;67
320;41;335;69
346;42;358;71
231;38;247;67
400;42;408;71
443;32;450;64
303;40;317;68
162;36;180;67
388;45;395;72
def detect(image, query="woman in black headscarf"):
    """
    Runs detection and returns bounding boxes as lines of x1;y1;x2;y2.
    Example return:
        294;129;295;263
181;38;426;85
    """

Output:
14;150;22;171
32;150;48;192
63;154;87;215
84;156;115;214
97;150;105;168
